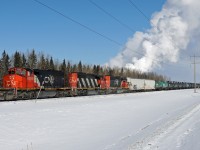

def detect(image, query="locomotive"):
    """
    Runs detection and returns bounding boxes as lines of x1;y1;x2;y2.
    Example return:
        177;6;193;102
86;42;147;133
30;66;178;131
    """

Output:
0;67;199;101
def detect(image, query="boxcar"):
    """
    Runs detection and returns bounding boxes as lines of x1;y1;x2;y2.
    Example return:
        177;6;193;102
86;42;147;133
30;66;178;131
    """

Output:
127;78;155;91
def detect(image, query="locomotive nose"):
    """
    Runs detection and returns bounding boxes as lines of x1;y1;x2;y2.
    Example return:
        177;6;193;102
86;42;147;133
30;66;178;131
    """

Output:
3;75;16;88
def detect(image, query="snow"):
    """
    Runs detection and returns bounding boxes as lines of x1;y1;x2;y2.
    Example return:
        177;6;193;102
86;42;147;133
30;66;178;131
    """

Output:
0;89;200;150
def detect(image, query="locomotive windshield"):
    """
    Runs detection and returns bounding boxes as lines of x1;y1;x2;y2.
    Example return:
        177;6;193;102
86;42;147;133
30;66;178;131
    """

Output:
8;68;26;76
16;68;26;76
8;69;15;74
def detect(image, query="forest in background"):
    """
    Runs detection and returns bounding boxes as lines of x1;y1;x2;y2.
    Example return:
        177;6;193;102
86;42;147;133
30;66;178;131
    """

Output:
0;49;169;82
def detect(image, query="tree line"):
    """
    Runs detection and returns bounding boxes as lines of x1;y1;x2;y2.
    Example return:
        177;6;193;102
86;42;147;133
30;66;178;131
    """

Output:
0;49;169;82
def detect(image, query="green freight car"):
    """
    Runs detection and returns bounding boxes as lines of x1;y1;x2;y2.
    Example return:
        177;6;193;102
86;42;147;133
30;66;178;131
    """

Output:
155;81;168;90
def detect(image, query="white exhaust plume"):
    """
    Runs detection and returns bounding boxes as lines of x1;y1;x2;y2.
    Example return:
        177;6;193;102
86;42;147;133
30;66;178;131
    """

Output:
108;0;200;72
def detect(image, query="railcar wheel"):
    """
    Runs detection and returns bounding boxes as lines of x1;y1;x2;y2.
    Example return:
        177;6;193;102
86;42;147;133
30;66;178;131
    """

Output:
30;92;36;99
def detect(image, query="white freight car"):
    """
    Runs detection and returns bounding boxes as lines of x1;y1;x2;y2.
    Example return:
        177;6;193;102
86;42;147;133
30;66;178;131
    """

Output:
127;78;155;91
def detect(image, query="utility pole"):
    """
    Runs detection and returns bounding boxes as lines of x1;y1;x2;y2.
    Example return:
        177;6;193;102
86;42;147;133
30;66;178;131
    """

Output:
191;55;200;93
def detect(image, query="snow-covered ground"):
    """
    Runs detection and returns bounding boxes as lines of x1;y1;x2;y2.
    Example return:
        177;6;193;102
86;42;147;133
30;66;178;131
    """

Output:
0;89;200;150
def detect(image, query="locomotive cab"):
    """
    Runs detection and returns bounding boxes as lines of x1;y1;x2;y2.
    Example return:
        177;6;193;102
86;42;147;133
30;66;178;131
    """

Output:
3;68;36;89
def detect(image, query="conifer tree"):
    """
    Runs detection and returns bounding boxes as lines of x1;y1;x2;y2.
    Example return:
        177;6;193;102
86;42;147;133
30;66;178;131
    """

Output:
86;65;91;73
96;65;100;75
72;64;77;72
109;68;114;76
120;68;124;77
93;65;97;74
22;54;27;68
67;61;71;73
45;57;50;69
0;50;10;78
49;57;55;70
28;49;37;69
13;51;22;67
78;61;83;72
99;66;104;76
60;59;67;71
60;59;67;84
38;54;46;69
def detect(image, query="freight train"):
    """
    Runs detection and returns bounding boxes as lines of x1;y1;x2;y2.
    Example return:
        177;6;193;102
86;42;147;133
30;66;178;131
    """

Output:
0;67;199;101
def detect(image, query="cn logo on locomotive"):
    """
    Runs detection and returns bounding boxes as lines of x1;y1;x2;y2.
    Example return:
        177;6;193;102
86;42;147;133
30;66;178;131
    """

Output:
44;75;55;85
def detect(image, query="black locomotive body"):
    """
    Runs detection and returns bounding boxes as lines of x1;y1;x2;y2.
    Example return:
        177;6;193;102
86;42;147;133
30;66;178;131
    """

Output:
34;69;65;88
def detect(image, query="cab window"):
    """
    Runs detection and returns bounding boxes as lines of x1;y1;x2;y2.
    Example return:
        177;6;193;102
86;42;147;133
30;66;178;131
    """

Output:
8;70;15;74
16;68;26;76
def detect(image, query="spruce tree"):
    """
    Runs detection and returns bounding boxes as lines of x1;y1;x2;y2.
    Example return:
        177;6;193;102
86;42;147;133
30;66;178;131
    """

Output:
72;64;77;72
22;54;27;68
45;57;50;69
28;49;37;69
0;50;10;78
96;65;100;75
67;61;71;73
93;65;97;74
38;54;46;69
120;68;124;77
49;57;55;70
60;59;67;71
13;51;22;67
60;59;67;84
78;61;83;72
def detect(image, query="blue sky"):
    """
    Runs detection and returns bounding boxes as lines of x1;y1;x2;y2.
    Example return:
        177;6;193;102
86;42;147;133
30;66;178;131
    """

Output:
0;0;165;65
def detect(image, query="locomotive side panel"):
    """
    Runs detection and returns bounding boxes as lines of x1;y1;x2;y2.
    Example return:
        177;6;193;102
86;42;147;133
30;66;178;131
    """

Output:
68;73;78;89
110;76;122;88
76;72;100;89
33;69;65;88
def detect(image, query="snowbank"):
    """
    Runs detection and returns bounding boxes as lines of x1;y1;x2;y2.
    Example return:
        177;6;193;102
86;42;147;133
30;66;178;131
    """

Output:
0;89;199;150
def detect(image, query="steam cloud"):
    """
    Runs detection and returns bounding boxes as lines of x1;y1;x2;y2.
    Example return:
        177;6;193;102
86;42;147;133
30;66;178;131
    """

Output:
108;0;200;72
